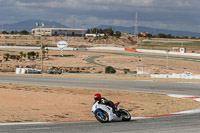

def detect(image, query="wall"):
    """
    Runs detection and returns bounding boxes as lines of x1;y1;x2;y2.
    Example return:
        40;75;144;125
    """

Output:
151;74;200;79
136;49;200;57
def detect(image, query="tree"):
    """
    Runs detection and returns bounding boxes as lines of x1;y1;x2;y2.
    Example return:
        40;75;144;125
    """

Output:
191;37;196;39
146;33;153;38
42;50;46;58
138;33;143;37
16;55;20;61
182;36;189;39
10;30;18;34
27;51;36;60
157;33;166;38
46;48;49;58
19;30;29;35
36;52;39;59
3;53;10;61
19;51;24;61
105;66;116;74
103;28;114;36
166;34;174;38
115;31;121;38
2;31;8;34
9;55;17;60
23;53;26;59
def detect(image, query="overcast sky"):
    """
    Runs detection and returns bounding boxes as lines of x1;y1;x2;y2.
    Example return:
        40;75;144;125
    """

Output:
0;0;199;32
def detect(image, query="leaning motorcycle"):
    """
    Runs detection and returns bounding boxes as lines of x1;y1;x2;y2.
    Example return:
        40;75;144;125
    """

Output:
91;102;131;123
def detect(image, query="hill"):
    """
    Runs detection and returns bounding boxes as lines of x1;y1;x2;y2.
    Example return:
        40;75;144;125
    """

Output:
98;25;200;38
2;20;68;32
2;20;200;38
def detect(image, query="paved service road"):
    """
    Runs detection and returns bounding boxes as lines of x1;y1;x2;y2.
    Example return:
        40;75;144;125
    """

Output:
0;75;200;133
0;75;200;95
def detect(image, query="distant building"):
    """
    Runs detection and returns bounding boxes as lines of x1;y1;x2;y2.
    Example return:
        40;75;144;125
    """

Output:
140;32;149;37
32;28;86;36
85;34;105;38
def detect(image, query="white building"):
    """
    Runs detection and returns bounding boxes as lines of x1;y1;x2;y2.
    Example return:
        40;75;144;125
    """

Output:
85;34;105;37
32;28;86;36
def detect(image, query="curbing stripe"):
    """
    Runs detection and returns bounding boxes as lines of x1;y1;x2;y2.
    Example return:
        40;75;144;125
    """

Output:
49;120;96;123
144;114;181;118
0;122;49;126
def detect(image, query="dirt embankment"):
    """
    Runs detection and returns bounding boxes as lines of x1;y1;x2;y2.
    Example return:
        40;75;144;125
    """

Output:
0;34;136;48
1;83;200;123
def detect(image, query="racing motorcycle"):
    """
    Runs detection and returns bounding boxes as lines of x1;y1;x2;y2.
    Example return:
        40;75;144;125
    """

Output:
92;102;131;123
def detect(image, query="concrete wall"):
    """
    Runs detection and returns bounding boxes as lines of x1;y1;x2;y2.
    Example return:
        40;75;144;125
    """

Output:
151;74;200;79
0;46;75;51
136;49;200;57
87;47;125;51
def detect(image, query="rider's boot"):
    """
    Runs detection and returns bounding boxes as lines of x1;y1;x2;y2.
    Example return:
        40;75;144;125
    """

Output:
113;106;120;117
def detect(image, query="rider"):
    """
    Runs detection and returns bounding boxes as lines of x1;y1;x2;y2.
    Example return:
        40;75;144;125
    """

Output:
94;93;119;114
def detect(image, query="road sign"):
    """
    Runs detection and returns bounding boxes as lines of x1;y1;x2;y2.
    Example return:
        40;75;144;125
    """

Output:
57;41;68;49
57;41;68;56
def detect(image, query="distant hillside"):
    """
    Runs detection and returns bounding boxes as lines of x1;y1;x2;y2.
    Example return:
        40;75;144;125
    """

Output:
98;25;200;38
2;20;68;32
2;20;200;38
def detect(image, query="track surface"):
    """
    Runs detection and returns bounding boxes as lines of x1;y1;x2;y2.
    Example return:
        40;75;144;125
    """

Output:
0;75;200;133
84;50;200;62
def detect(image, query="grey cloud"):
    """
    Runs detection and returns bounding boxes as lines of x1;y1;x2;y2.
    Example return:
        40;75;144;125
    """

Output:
0;0;199;32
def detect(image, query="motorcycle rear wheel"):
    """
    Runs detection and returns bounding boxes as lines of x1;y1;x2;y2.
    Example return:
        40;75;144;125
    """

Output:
120;109;131;121
95;110;109;123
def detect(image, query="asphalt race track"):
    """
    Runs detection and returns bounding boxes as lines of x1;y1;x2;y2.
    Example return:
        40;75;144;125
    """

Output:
0;75;200;133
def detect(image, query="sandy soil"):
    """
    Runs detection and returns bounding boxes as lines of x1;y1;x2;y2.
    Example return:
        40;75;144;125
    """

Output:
1;83;200;123
1;39;200;123
1;49;200;75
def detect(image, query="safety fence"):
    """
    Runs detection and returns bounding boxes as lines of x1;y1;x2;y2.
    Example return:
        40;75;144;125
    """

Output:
16;68;41;74
151;74;200;79
1;46;199;57
136;49;200;57
0;46;76;51
87;47;125;51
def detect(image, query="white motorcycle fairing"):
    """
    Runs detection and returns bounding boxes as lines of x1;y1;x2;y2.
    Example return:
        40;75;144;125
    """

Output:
92;102;123;122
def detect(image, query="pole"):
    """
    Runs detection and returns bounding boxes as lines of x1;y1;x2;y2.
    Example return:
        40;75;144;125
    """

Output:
134;12;138;44
166;52;168;74
40;30;43;72
81;24;86;47
36;22;45;73
61;48;63;57
166;50;170;75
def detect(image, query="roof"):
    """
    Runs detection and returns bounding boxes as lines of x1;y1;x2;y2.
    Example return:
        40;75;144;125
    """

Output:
32;28;85;31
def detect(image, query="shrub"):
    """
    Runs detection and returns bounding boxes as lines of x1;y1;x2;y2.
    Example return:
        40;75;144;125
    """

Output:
105;66;116;74
124;69;130;74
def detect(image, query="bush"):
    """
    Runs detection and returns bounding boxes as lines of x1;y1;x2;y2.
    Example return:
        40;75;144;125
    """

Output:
124;69;130;74
105;66;116;74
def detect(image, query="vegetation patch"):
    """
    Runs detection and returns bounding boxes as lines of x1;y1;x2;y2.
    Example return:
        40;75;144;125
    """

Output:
51;55;74;57
105;66;116;74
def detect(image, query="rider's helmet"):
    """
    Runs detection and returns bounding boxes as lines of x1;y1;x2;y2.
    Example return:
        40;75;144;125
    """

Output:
94;93;101;102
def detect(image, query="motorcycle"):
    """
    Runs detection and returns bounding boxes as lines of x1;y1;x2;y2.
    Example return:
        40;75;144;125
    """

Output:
91;102;131;123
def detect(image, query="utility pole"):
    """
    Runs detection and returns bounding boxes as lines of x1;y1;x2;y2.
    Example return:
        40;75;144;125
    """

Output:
134;12;138;44
166;50;170;75
36;22;45;73
81;24;86;38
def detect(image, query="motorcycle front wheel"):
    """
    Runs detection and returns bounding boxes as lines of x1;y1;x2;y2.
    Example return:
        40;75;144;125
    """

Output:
120;109;131;121
95;110;109;123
